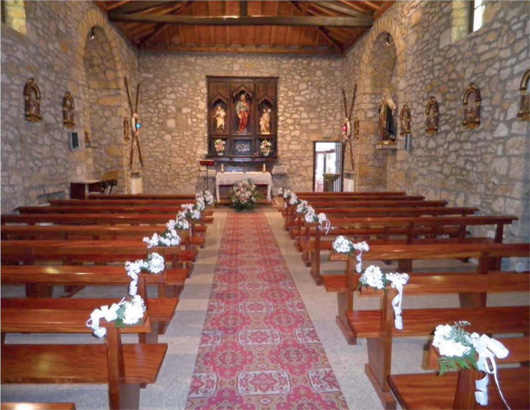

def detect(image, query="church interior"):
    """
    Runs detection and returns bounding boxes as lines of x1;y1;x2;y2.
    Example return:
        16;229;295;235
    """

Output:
1;1;529;409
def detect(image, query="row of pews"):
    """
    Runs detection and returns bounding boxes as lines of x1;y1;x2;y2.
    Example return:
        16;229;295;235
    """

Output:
1;193;214;410
279;190;529;410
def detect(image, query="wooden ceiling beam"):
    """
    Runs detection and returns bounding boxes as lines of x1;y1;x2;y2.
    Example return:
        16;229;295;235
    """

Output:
109;1;176;15
135;2;191;44
109;14;373;27
373;1;395;19
338;1;373;14
105;1;132;12
312;1;372;18
362;1;381;12
290;1;343;50
138;43;341;55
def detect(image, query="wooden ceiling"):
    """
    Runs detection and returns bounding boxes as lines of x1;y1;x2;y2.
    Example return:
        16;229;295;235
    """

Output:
95;1;394;55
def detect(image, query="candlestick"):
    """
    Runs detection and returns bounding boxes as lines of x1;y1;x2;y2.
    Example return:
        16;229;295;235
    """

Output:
221;164;224;173
262;163;266;173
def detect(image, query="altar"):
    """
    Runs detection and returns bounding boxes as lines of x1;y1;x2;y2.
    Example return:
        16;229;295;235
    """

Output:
216;172;273;202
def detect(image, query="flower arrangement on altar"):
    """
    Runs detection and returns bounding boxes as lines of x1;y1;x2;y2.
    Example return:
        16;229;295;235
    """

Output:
86;295;146;337
196;190;215;206
143;220;182;248
433;321;510;408
125;252;166;296
260;139;273;156
229;179;259;211
214;139;226;155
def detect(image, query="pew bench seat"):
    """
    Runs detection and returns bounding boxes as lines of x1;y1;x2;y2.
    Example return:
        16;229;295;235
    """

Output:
388;367;530;410
2;403;76;410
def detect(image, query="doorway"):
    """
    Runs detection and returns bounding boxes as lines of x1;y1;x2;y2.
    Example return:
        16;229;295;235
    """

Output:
313;142;344;192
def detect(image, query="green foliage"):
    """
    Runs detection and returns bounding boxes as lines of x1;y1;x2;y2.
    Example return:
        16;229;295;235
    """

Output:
438;351;478;375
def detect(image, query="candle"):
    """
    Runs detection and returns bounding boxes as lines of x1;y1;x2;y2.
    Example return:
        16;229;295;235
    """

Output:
221;164;224;173
262;163;266;173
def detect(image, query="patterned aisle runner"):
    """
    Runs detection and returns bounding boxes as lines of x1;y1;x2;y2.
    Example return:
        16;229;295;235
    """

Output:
186;213;347;409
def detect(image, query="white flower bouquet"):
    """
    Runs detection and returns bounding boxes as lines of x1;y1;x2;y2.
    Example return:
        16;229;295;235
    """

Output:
86;295;146;337
260;139;273;156
196;190;215;206
125;252;166;296
143;223;181;248
168;217;190;231
179;203;202;220
331;237;369;273
229;179;259;211
296;200;310;213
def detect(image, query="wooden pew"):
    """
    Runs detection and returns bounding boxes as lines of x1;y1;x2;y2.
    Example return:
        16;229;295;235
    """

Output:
16;205;214;217
2;403;76;410
325;269;529;409
1;307;167;410
388;337;530;410
304;215;517;282
0;225;206;248
88;193;197;200
293;191;408;198
1;214;213;226
1;240;197;269
50;199;204;207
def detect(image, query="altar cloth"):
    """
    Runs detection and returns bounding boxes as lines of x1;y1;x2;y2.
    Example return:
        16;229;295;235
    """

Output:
216;172;272;201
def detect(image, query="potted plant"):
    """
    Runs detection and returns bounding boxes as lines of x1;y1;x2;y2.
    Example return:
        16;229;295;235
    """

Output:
214;139;226;156
260;139;272;157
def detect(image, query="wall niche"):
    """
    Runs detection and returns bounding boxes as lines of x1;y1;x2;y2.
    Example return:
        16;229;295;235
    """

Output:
207;76;278;161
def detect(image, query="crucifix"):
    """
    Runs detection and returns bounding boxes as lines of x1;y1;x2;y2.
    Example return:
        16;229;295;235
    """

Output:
124;77;144;169
342;83;357;173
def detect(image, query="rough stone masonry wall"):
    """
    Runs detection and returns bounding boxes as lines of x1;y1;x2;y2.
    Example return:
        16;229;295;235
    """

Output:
138;53;343;194
343;0;530;243
1;1;137;212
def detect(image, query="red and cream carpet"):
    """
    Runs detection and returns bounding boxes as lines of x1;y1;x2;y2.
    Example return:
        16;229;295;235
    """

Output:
185;212;347;409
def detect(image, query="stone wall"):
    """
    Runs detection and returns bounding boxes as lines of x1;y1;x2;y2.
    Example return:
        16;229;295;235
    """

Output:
1;1;137;212
343;0;530;243
137;53;343;194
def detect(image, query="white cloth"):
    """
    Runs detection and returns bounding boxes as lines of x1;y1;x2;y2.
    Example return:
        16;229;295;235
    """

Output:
216;172;272;201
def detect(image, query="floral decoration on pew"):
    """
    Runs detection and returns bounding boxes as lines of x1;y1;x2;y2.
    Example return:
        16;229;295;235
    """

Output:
303;205;331;234
332;236;370;273
179;203;202;220
125;252;166;296
296;200;310;213
433;321;510;408
143;220;182;248
288;193;300;205
229;179;259;211
170;217;190;231
358;265;409;329
86;295;146;338
196;190;215;206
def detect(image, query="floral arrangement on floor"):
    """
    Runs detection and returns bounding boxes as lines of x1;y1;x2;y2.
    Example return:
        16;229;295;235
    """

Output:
358;265;409;329
433;321;510;408
143;220;182;248
260;139;273;156
179;202;202;220
229;179;259;211
125;252;166;296
214;139;226;155
86;295;146;337
196;190;215;206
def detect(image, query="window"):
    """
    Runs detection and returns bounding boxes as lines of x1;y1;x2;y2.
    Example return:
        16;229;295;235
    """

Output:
471;0;485;32
1;0;27;35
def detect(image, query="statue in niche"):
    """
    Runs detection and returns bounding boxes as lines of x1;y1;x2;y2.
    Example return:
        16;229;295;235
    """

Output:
260;107;271;134
24;78;42;123
400;105;411;135
62;91;75;128
214;104;226;131
462;83;481;129
378;88;396;142
517;69;530;121
236;93;250;133
425;97;439;135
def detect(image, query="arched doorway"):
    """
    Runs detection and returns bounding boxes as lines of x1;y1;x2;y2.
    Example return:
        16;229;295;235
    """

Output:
82;26;124;183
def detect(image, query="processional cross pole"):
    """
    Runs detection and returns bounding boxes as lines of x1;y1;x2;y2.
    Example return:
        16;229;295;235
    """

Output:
342;83;357;173
124;77;144;168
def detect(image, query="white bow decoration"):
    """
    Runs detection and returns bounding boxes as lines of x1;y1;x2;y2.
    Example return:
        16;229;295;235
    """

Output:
473;334;510;409
386;272;409;330
352;241;369;273
86;299;123;338
317;213;331;234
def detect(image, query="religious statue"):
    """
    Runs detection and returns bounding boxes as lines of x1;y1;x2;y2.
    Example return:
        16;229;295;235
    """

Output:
399;105;411;136
260;108;271;134
214;104;226;131
23;78;42;123
62;91;75;128
462;83;481;129
236;93;250;133
378;88;396;142
517;69;530;121
425;97;439;135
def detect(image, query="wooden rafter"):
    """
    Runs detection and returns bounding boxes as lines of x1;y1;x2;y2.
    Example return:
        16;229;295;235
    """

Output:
374;1;394;20
108;1;174;15
109;14;374;27
138;43;341;55
312;1;372;18
105;1;131;12
339;0;373;14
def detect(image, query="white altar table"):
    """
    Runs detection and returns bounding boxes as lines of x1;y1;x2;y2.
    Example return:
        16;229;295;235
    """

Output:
216;172;273;201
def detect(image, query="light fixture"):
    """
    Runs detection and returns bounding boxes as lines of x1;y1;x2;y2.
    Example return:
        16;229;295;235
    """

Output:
88;27;96;40
385;33;391;46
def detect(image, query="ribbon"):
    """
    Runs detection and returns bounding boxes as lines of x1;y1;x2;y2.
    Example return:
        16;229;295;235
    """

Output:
86;299;124;337
473;334;510;408
317;213;331;234
352;241;369;273
386;272;409;330
125;261;141;296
